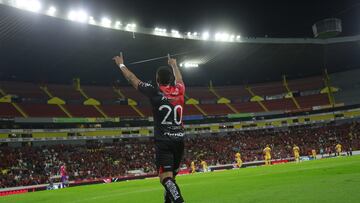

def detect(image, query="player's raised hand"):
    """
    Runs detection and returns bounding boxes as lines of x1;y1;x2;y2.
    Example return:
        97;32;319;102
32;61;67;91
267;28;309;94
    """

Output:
113;52;124;66
167;54;177;67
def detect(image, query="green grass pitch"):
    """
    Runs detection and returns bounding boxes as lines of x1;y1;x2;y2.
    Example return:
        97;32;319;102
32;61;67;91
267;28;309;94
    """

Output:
2;156;360;203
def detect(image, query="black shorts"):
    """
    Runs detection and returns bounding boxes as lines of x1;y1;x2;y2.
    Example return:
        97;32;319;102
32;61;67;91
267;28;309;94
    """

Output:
155;140;184;175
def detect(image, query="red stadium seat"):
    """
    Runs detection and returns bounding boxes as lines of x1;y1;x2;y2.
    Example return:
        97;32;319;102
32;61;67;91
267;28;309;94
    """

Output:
20;104;67;117
65;104;103;117
0;103;22;117
101;105;139;117
82;85;120;100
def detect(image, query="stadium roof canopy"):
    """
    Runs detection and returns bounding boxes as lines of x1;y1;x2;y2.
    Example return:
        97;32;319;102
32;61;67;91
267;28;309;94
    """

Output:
1;5;360;86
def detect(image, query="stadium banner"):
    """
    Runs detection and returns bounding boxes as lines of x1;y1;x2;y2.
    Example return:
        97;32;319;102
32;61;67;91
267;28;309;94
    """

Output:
53;117;120;123
227;113;254;118
14;117;120;123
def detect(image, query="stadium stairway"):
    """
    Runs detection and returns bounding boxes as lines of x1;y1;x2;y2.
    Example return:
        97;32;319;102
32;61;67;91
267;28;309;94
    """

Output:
0;86;28;118
184;95;207;116
208;84;239;114
73;79;108;118
282;75;301;109
40;85;72;118
245;86;269;112
113;86;145;118
322;70;336;107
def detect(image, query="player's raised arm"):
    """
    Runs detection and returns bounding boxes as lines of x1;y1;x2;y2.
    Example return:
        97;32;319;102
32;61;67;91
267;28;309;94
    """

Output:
168;54;183;84
113;53;141;90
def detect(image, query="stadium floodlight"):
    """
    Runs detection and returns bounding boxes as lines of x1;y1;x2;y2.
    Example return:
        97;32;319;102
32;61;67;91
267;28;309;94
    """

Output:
15;0;42;13
68;10;88;23
171;29;181;37
155;27;167;33
215;32;230;41
236;35;241;40
202;32;210;40
126;23;136;31
179;62;199;68
193;32;198;36
101;17;112;28
115;21;122;28
187;32;192;36
88;16;96;24
46;6;56;16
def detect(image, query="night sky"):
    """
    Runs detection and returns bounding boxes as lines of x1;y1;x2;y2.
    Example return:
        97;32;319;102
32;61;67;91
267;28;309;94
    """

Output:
46;0;360;37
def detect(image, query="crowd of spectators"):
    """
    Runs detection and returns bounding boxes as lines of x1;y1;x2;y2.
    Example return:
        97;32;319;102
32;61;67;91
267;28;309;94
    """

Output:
0;121;359;188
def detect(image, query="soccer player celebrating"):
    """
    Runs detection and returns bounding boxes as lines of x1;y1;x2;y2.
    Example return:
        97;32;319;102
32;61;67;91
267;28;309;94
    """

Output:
293;144;300;163
235;152;243;168
263;145;272;165
335;143;342;156
113;53;185;203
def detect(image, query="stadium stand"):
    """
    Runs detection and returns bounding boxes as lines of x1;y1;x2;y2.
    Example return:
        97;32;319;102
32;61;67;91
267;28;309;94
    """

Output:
1;121;358;188
0;103;22;117
262;99;297;111
1;70;359;118
101;105;140;117
81;85;120;100
19;104;67;118
47;84;83;101
64;104;103;118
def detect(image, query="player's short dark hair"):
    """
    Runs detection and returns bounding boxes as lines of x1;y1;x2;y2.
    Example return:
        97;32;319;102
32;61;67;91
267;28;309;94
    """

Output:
156;66;173;85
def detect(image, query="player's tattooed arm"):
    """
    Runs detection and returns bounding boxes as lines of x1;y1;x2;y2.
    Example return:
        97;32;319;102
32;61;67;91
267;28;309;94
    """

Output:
113;53;141;90
168;55;183;84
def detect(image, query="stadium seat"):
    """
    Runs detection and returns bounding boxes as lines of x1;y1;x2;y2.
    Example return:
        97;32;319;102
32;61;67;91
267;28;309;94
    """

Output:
198;104;234;115
65;104;103;117
47;84;83;100
82;85;120;100
296;94;329;108
101;105;140;117
263;99;297;111
288;76;324;92
0;103;22;117
232;102;264;113
251;81;286;96
20;103;67;117
186;87;217;101
0;81;46;99
213;85;250;100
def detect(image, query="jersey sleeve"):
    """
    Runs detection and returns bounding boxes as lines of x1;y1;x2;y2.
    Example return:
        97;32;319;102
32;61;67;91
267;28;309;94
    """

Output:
175;81;185;95
138;81;157;97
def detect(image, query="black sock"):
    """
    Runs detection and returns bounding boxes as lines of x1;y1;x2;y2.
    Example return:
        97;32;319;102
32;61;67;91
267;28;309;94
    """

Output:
162;177;184;203
164;190;172;203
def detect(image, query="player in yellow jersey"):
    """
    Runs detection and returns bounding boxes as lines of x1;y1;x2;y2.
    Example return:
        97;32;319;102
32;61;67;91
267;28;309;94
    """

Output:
190;161;196;173
293;144;300;163
311;149;317;159
263;145;272;165
200;160;208;172
235;152;243;168
335;143;342;156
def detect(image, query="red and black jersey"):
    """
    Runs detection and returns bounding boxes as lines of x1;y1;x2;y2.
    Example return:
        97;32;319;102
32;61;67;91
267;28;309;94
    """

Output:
138;81;185;141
